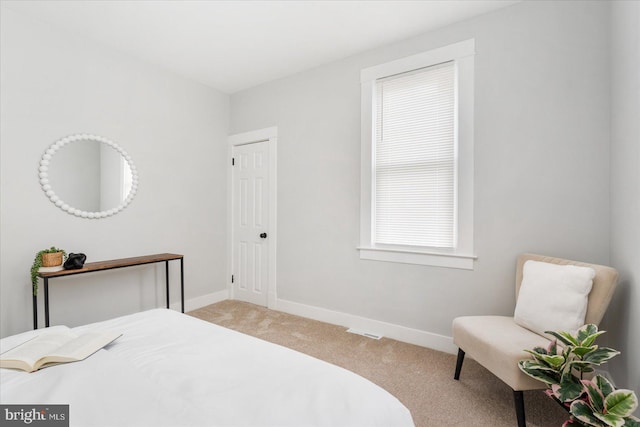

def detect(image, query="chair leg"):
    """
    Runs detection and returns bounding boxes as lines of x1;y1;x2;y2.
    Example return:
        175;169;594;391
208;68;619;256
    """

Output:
513;390;526;427
454;348;465;380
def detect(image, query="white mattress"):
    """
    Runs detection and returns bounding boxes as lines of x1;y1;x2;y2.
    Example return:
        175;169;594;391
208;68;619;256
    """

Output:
0;309;414;427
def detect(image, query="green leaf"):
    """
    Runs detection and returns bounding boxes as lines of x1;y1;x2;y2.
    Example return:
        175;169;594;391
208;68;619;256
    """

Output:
571;400;608;427
524;349;566;368
574;345;599;358
569;360;593;368
567;361;599;375
519;359;559;372
581;330;607;347
594;412;626;427
531;346;549;355
605;389;639;418
623;416;640;427
583;380;605;413
547;330;580;347
595;375;615;397
557;376;585;402
583;347;621;365
524;349;552;364
563;359;585;377
577;324;599;343
518;360;560;386
538;353;566;368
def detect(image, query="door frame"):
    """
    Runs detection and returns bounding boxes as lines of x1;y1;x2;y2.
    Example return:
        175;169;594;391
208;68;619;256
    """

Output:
227;126;278;308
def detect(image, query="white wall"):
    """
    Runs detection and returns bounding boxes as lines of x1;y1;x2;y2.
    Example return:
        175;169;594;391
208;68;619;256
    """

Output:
230;1;610;342
0;7;229;337
608;0;640;393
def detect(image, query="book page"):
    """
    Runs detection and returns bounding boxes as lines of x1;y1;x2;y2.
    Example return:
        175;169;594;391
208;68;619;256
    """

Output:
0;330;76;367
45;331;121;362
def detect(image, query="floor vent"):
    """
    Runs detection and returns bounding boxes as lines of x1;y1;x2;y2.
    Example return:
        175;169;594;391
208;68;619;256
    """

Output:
346;328;382;340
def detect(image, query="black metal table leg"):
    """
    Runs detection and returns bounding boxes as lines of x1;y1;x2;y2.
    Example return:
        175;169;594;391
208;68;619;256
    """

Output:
180;258;184;313
165;261;170;309
33;293;38;330
44;278;50;328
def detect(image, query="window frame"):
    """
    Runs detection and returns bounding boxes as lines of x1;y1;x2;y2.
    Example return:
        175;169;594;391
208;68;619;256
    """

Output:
358;39;476;269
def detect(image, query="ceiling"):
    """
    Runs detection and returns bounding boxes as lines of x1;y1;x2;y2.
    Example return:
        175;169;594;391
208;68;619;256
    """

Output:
2;0;519;94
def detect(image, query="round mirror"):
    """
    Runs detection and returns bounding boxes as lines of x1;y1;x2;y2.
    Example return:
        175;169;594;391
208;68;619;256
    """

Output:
39;134;139;218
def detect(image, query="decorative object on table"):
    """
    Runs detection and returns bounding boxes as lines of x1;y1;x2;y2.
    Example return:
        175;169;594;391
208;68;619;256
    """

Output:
63;253;86;270
519;324;639;427
30;247;66;296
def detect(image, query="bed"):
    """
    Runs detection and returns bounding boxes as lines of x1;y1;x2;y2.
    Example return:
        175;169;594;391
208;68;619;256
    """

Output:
0;308;414;426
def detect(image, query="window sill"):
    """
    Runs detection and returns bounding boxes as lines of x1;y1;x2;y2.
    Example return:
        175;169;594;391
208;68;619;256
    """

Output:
357;246;476;270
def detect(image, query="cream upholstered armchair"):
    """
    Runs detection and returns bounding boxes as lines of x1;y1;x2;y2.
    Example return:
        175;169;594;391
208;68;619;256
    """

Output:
452;253;618;427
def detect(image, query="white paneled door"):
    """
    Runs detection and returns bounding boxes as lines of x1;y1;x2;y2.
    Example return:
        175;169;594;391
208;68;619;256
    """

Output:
232;141;269;306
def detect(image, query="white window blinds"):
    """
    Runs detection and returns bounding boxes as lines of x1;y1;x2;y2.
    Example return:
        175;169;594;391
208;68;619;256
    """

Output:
374;61;456;249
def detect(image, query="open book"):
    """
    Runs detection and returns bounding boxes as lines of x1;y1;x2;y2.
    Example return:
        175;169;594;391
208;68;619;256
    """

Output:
0;328;121;373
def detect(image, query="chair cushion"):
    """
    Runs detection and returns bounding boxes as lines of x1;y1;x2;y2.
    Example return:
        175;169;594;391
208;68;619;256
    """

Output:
452;315;551;390
514;260;595;338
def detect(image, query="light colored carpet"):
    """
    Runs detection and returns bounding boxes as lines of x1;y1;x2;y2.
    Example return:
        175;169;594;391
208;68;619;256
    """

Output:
189;300;568;427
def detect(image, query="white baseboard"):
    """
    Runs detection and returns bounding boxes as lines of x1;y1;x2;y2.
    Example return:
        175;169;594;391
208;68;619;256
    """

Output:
170;289;229;312
273;298;457;355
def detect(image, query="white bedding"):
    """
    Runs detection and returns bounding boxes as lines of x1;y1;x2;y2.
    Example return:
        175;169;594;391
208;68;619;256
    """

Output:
0;309;414;427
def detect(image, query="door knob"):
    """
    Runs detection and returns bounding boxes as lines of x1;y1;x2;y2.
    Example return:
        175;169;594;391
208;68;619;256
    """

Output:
260;232;268;239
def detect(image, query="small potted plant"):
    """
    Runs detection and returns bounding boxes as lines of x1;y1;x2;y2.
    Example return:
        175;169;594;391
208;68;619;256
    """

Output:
30;247;66;296
519;324;639;426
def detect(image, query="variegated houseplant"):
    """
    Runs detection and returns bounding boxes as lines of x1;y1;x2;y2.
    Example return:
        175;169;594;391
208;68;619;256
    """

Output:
518;324;639;427
30;246;66;296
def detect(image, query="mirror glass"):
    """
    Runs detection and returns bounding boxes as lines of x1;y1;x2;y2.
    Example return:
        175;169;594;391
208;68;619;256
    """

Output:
39;134;138;218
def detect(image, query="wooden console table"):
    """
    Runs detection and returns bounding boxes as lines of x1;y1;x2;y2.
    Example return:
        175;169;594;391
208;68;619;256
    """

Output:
33;253;184;329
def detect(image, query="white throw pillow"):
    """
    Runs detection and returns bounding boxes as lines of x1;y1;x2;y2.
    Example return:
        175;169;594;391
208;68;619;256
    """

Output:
514;260;595;338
